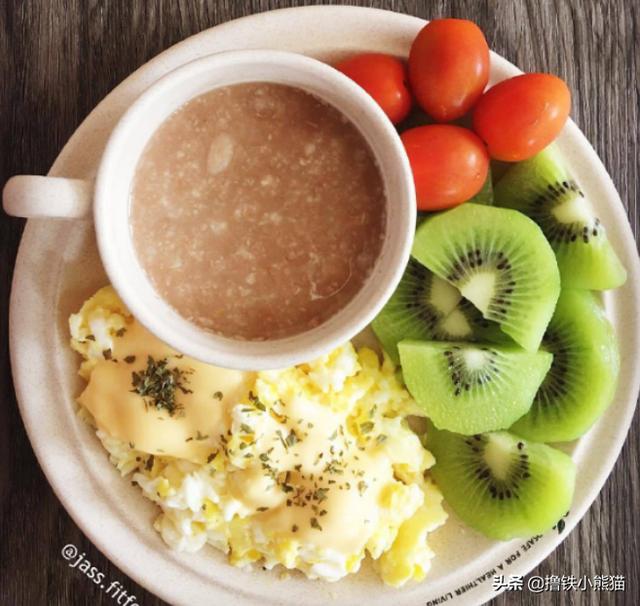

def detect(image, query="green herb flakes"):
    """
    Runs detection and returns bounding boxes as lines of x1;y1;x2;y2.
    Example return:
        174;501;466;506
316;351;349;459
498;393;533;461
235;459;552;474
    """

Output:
285;429;299;448
131;356;192;416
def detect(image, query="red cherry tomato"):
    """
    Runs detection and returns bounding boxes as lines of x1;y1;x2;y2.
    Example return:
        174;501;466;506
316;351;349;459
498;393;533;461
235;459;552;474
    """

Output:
408;19;489;122
473;73;571;161
401;125;489;211
335;53;412;124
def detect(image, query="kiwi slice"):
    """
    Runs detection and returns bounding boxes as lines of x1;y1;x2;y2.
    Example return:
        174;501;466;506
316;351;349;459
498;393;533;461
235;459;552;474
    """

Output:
425;424;575;540
372;259;461;362
494;145;626;290
510;289;619;442
413;203;560;351
399;340;552;434
373;261;507;362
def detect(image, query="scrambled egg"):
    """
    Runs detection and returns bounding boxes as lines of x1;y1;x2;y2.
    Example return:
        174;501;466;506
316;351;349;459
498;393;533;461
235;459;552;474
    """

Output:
70;286;447;586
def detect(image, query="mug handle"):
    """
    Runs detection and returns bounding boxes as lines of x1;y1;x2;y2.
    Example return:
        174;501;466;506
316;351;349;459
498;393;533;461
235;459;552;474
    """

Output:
2;175;93;219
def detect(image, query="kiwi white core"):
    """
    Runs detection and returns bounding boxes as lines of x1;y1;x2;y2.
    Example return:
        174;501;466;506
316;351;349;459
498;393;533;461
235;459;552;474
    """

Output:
430;276;462;315
460;272;496;314
438;309;471;338
551;195;593;224
462;348;490;370
483;434;513;481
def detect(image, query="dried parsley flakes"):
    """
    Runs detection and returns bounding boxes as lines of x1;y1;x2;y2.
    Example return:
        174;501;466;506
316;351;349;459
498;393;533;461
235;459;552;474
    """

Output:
131;356;192;416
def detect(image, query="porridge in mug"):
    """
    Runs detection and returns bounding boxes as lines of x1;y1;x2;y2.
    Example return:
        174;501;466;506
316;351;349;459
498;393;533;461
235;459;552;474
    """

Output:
130;83;387;340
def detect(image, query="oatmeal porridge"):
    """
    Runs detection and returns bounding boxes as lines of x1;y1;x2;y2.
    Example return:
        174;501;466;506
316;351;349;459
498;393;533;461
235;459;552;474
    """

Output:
130;83;387;340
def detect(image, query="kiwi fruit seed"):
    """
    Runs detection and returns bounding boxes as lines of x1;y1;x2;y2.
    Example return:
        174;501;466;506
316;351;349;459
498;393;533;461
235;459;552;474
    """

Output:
372;260;506;362
412;203;561;352
399;340;552;434
425;423;575;540
494;145;626;290
511;289;619;442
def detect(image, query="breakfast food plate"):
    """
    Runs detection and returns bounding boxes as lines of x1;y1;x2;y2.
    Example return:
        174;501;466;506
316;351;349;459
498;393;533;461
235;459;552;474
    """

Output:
8;6;640;606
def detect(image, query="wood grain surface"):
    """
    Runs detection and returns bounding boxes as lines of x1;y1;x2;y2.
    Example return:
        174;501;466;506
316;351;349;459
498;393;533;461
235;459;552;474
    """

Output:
0;1;638;605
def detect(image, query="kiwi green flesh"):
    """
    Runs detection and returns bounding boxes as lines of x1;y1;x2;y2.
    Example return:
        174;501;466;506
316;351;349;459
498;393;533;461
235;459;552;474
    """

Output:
413;203;560;352
372;259;461;363
426;424;575;540
399;340;552;434
554;233;627;289
510;290;619;442
494;145;626;290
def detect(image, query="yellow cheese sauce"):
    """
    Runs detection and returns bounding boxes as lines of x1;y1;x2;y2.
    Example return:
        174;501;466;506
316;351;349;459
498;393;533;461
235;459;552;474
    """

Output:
77;320;253;462
70;286;447;586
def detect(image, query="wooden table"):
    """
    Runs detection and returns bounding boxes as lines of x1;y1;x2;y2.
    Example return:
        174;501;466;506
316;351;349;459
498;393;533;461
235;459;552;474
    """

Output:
0;1;637;604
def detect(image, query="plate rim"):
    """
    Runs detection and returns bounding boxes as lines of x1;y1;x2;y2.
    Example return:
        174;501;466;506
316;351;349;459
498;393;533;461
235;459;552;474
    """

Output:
9;5;640;606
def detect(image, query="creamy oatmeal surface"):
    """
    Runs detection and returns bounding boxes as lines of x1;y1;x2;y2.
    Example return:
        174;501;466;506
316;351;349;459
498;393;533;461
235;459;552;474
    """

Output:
130;83;387;340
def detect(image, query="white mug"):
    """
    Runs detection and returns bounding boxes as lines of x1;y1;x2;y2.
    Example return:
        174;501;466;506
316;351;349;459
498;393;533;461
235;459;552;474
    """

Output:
3;50;415;370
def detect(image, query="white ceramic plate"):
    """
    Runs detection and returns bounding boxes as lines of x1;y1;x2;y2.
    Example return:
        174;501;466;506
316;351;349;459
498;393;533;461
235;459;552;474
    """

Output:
9;6;640;606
